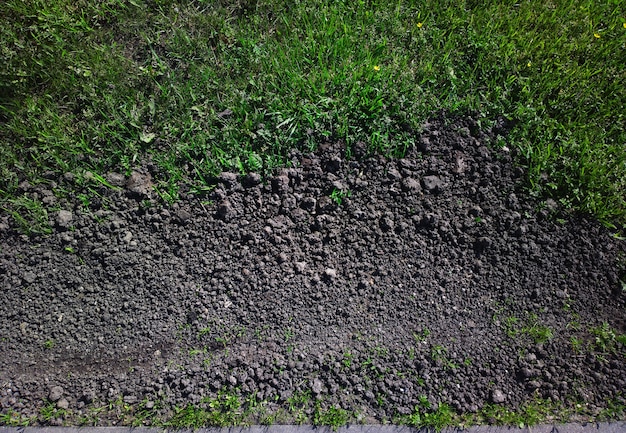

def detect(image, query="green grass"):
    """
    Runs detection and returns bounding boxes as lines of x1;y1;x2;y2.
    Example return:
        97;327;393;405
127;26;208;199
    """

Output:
589;322;626;354
329;187;351;206
398;395;455;432
1;0;625;231
0;386;623;428
467;398;565;428
167;392;244;428
312;402;351;430
502;312;554;344
39;401;66;423
0;410;33;427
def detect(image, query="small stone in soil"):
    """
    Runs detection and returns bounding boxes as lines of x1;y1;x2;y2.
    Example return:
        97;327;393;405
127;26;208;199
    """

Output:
324;268;337;279
106;172;126;187
312;378;324;395
491;389;506;404
244;172;262;187
23;271;36;284
56;210;73;228
401;178;421;192
126;171;153;197
49;386;64;402
422;175;444;192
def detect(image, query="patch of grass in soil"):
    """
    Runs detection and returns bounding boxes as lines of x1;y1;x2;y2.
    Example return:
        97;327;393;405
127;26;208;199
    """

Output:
597;395;626;422
39;401;67;423
3;386;626;429
502;312;555;345
164;391;246;428
464;398;565;429
1;0;625;232
397;395;455;432
589;323;626;355
312;401;351;430
0;409;33;427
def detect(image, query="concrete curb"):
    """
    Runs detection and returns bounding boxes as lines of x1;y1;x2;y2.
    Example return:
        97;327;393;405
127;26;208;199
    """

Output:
2;424;626;433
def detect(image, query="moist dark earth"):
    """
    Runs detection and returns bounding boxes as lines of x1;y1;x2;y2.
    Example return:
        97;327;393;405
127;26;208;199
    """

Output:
1;116;625;426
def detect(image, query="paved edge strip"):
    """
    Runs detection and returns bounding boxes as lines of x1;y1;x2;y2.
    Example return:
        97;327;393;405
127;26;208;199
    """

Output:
1;423;626;433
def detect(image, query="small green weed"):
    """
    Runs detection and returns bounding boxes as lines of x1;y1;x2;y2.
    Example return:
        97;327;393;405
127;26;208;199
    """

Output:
408;347;416;360
570;337;583;354
590;323;626;354
503;313;553;344
473;399;557;428
39;401;66;422
504;316;520;338
399;395;455;432
166;392;243;428
286;391;311;424
313;401;350;430
329;188;351;206
76;405;105;427
413;328;431;343
597;396;626;421
341;351;353;368
127;399;161;427
523;314;554;344
198;326;211;338
431;345;458;370
197;323;247;349
0;409;32;426
188;347;206;357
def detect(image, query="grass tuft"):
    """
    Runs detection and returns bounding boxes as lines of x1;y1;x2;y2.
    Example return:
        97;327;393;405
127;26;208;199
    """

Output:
1;0;625;230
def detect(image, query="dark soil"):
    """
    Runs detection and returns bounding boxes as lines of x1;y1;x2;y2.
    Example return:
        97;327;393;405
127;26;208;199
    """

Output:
1;115;625;426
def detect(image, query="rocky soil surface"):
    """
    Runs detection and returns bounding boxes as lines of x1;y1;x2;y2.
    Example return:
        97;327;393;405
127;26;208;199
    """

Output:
1;116;625;426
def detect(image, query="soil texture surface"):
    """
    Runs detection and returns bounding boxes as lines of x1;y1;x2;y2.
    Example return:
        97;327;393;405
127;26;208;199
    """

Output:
1;115;625;426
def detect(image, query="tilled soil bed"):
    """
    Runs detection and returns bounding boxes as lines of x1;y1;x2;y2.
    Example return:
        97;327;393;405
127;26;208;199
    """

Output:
1;115;625;427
